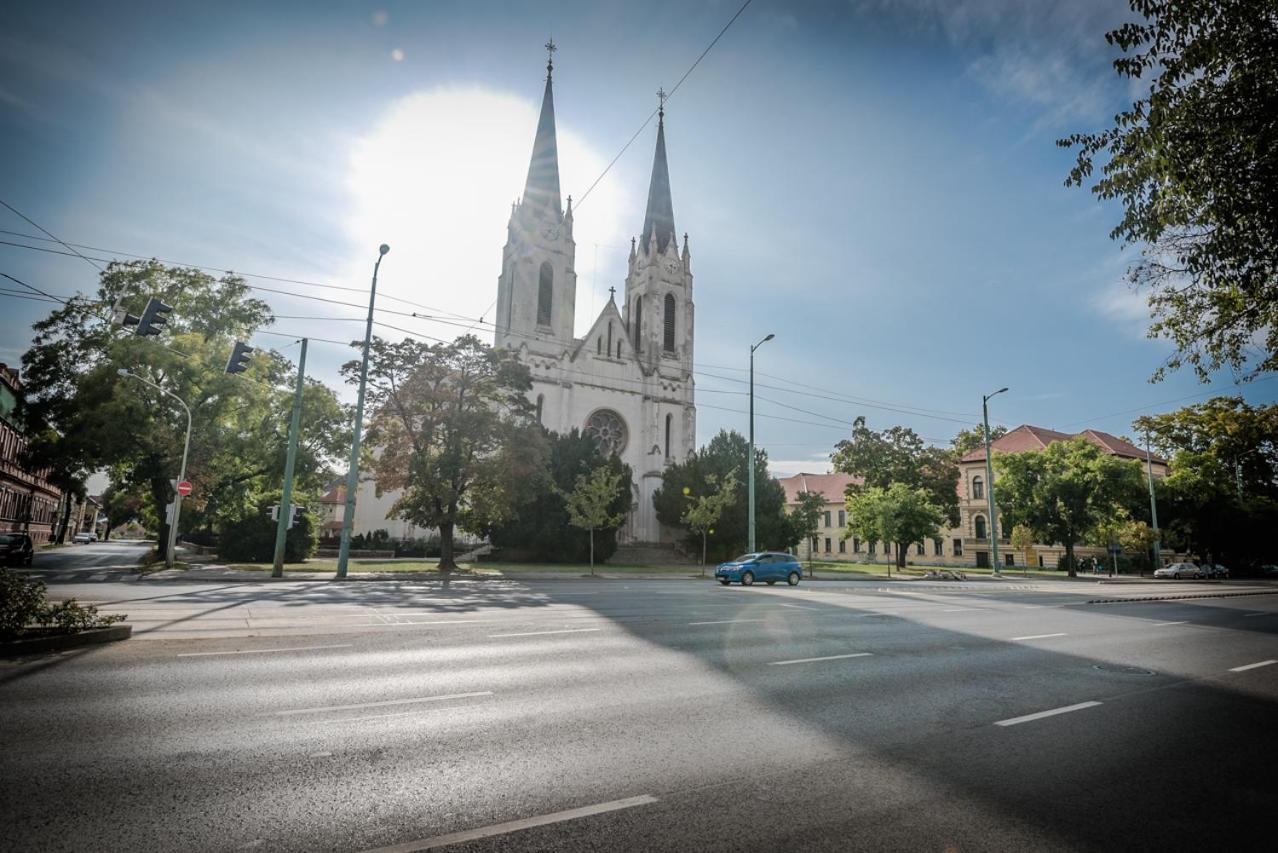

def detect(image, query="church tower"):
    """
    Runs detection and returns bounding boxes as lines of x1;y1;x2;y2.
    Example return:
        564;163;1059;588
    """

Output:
495;41;577;352
624;92;694;378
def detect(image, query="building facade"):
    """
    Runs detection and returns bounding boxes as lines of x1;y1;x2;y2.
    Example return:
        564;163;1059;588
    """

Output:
0;364;62;545
493;54;696;544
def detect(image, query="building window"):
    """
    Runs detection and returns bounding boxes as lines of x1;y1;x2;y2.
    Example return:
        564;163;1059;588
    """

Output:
584;409;628;456
953;538;963;556
824;538;831;554
972;476;984;500
974;515;987;540
537;262;553;326
883;542;891;556
933;538;943;556
617;341;622;359
868;541;876;556
811;537;818;552
1005;553;1014;567
853;537;861;553
823;511;831;528
916;542;924;556
664;413;672;458
535;394;544;424
633;297;643;353
838;539;846;553
838;509;845;527
663;293;676;352
597;337;602;354
607;321;613;354
1038;554;1044;567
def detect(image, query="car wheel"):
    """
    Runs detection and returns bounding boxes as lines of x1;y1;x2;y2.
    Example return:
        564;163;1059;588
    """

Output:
787;571;800;586
719;578;730;586
1174;572;1182;579
741;571;755;586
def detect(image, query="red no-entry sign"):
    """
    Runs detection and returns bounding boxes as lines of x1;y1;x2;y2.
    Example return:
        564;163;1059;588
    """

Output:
176;481;193;497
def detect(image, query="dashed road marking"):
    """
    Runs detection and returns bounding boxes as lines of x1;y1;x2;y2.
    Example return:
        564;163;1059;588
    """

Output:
769;653;873;666
995;701;1102;727
177;643;352;658
360;794;660;852
488;628;603;638
1148;621;1189;627
1011;633;1067;641
1229;660;1276;673
688;619;767;626
275;691;493;717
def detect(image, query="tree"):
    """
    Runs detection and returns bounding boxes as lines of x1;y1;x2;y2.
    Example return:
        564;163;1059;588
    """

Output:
832;417;960;527
994;438;1146;577
488;429;630;563
99;483;145;541
18;261;346;559
1009;523;1035;568
788;489;826;572
1059;1;1278;381
844;483;945;576
952;423;1009;459
350;335;537;572
562;465;630;573
653;430;790;562
1135;397;1278;570
680;471;739;573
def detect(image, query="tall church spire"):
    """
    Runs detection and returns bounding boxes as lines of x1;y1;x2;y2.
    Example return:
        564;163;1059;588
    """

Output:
521;40;562;219
640;88;676;255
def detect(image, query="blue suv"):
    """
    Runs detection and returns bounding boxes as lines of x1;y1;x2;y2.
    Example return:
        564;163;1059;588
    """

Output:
715;552;803;586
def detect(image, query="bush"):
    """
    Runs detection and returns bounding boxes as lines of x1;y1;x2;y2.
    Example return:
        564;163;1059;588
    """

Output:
217;496;317;563
0;568;125;639
394;536;441;558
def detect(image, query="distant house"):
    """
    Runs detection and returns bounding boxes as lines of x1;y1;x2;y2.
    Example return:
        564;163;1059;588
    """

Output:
316;484;345;544
947;424;1169;569
0;364;63;545
778;472;865;562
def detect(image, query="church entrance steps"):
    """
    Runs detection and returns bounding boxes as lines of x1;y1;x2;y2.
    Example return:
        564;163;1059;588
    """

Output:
611;543;698;567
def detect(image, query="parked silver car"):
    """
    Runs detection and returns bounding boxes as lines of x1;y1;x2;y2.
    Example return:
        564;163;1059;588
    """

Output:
1154;562;1202;579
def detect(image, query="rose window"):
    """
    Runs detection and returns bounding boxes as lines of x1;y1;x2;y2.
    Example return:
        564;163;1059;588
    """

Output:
585;410;627;456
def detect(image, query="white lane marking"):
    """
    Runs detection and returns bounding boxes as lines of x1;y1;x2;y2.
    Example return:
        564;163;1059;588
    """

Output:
995;701;1102;727
1011;633;1067;641
177;643;352;658
688;619;767;626
1229;659;1277;673
360;794;660;852
1148;621;1189;627
769;653;873;666
1243;612;1270;617
488;628;602;638
274;691;493;716
942;608;978;612
777;603;818;611
388;619;488;626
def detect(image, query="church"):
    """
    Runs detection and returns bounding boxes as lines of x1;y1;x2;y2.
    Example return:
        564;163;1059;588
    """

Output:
494;49;697;545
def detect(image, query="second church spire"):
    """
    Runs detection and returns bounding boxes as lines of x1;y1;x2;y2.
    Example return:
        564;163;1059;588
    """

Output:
521;39;562;219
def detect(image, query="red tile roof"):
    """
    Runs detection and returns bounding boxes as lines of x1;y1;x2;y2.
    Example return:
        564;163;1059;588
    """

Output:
961;425;1166;464
778;472;862;504
319;485;346;504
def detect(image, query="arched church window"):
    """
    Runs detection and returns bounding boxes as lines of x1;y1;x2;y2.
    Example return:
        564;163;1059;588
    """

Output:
972;476;984;500
607;322;613;354
537;262;553;327
536;394;544;424
974;515;987;540
585;409;627;456
616;341;622;359
633;298;643;354
663;293;676;352
664;413;673;458
597;337;602;354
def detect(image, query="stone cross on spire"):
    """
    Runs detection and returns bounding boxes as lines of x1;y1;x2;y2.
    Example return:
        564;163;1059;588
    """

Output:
608;286;616;302
545;38;556;77
656;87;667;117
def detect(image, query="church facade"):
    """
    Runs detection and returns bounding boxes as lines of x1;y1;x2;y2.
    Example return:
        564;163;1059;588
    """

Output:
494;53;696;544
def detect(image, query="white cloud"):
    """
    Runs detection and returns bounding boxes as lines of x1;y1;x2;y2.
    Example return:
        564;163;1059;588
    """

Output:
768;456;833;478
1090;279;1150;337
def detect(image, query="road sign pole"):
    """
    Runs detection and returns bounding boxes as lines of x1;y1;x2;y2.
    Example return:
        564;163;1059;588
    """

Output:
272;338;307;577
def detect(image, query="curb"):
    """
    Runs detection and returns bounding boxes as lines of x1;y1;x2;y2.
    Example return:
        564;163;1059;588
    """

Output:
1;624;132;657
1086;590;1277;605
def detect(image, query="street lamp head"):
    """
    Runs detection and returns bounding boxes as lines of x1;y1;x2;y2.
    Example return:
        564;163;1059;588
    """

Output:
996;386;1009;395
763;333;775;343
116;368;130;377
378;243;390;256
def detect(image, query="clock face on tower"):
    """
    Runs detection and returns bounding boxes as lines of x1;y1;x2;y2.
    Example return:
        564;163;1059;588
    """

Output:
540;223;560;241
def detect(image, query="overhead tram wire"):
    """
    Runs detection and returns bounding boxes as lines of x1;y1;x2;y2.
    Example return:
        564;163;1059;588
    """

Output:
0;198;104;273
573;0;754;210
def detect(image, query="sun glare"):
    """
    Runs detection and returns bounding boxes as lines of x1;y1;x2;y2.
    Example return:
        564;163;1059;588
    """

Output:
343;87;629;341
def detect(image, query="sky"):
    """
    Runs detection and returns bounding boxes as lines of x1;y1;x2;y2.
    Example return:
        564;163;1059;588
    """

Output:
2;0;1274;478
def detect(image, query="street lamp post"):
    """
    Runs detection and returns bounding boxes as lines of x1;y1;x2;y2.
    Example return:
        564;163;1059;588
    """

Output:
1145;431;1162;572
748;333;774;553
118;369;191;569
336;244;389;579
982;387;1008;576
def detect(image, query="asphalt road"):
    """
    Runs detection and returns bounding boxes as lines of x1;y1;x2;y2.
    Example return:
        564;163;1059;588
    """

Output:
2;570;1276;852
29;538;154;571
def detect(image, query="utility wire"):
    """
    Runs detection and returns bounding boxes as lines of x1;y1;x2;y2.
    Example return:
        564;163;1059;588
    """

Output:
574;0;753;209
1;272;71;304
0;199;103;273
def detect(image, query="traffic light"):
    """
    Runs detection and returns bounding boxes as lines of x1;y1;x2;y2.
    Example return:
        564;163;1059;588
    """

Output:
110;299;140;329
136;297;173;337
225;341;254;375
288;506;306;529
267;504;280;522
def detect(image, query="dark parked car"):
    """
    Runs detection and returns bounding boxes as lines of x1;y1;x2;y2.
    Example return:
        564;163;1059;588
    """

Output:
715;552;803;586
0;533;34;567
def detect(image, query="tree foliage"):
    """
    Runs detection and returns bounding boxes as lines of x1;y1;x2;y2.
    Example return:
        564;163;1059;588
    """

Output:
994;438;1146;576
350;334;538;571
680;470;739;568
653;430;792;561
18;261;347;557
952;423;1009;459
1059;0;1278;380
844;483;945;573
562;464;630;571
788;489;826;566
832;417;959;527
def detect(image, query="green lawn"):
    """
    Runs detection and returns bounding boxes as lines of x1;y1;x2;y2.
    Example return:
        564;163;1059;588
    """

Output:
805;560;1144;581
219;558;703;576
